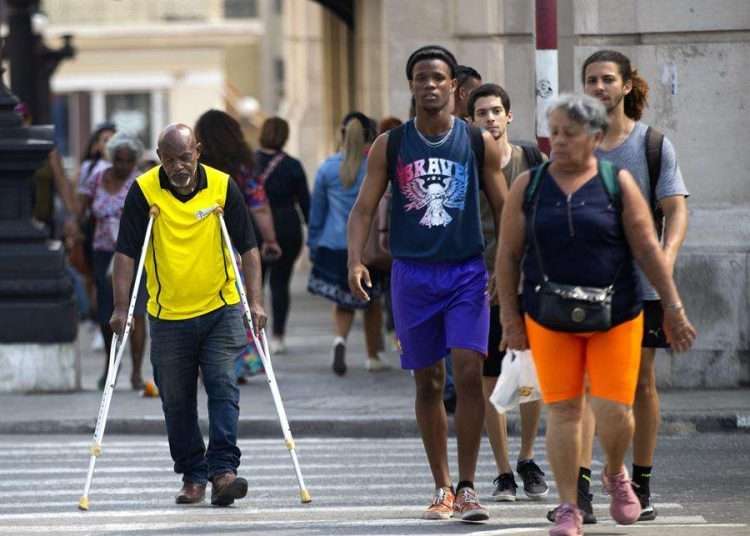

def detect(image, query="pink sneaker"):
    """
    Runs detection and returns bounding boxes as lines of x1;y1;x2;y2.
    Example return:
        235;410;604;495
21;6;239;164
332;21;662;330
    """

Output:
453;486;489;523
601;466;641;525
549;503;583;536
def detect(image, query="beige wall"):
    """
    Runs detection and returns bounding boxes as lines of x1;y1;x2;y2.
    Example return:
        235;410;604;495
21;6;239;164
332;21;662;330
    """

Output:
285;0;749;209
281;0;326;174
283;0;539;176
46;19;263;154
43;0;225;24
559;0;750;207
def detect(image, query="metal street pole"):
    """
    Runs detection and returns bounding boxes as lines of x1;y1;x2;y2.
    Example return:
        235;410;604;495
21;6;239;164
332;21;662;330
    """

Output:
535;0;558;156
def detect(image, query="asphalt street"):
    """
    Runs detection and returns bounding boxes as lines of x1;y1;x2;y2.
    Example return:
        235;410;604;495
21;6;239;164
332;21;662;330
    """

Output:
0;433;747;535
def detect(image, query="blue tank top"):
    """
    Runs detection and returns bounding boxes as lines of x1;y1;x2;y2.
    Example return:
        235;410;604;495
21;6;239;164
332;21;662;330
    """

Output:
389;118;484;262
521;165;643;326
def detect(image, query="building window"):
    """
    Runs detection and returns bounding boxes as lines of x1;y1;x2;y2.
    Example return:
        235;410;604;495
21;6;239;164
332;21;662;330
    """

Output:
224;0;258;18
52;95;70;157
105;93;152;148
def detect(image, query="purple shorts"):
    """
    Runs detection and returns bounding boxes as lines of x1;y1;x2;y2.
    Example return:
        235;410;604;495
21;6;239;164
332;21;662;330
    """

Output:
391;256;489;370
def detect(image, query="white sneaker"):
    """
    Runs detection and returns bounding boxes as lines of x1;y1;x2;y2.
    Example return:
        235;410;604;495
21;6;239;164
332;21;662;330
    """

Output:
270;337;287;355
366;355;391;372
91;330;104;351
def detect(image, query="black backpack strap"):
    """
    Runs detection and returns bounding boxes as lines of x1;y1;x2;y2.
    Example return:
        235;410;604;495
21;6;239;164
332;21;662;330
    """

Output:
385;124;406;183
469;125;485;188
520;143;545;169
645;126;665;236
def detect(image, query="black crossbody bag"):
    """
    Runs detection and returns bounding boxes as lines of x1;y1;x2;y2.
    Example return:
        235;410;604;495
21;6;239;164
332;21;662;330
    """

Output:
528;161;621;333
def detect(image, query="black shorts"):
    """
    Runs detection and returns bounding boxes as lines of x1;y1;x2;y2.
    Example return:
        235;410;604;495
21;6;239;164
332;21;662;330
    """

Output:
642;300;670;349
483;305;506;377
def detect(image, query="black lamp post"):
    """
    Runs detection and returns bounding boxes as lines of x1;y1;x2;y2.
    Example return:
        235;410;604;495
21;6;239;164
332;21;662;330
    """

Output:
0;50;76;343
5;0;75;124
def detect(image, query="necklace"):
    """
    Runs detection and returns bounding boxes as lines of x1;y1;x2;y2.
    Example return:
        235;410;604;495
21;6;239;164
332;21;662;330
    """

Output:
414;116;455;148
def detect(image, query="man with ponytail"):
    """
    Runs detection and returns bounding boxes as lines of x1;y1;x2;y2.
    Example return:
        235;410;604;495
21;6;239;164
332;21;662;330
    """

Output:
347;45;508;523
572;49;689;523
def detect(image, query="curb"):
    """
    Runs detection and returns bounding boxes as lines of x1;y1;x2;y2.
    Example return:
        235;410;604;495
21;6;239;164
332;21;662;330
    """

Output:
1;413;748;436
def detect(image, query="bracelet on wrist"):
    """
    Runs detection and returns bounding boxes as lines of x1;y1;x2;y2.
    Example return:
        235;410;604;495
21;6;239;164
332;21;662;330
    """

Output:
663;302;684;312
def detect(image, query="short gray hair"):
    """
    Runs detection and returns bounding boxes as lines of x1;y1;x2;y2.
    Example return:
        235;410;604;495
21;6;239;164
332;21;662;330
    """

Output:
106;131;145;162
546;93;609;136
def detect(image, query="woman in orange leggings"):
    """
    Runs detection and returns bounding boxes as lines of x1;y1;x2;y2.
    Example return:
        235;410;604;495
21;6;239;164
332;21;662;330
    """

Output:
495;94;696;536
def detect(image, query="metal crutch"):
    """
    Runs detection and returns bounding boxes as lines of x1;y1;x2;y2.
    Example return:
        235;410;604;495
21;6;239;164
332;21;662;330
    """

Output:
215;208;312;504
79;206;159;511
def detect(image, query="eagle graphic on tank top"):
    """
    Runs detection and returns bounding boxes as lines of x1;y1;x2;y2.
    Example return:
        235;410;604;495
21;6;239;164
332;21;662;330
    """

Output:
396;157;469;228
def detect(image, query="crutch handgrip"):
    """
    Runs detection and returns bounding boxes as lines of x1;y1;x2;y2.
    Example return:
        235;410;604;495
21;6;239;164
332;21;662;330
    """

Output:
213;206;225;215
149;205;160;218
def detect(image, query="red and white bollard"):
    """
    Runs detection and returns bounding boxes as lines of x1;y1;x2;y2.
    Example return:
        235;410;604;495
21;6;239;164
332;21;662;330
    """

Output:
535;0;558;156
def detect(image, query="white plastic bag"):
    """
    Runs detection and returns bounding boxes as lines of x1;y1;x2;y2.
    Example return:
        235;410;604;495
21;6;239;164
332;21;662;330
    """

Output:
490;350;542;413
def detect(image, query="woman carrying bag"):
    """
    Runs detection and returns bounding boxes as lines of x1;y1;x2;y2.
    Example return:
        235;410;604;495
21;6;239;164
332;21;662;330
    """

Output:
496;94;695;536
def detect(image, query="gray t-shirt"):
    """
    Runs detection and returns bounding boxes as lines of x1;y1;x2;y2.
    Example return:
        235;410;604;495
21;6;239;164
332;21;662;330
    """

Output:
594;121;689;300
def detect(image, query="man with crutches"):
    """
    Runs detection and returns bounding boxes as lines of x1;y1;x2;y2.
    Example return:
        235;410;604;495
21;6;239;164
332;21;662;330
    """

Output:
110;123;263;506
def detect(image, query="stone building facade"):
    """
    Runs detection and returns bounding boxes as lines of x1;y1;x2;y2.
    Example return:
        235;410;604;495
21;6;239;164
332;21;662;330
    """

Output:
284;0;750;387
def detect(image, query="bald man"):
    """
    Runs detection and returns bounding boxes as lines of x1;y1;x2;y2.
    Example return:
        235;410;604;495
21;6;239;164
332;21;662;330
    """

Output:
111;124;265;507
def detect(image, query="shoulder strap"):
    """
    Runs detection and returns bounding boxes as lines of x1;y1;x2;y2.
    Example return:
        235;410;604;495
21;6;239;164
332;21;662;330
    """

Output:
598;159;621;208
645;126;665;236
520;143;544;169
257;152;285;184
645;126;663;207
524;161;551;206
469;126;485;187
385;124;406;182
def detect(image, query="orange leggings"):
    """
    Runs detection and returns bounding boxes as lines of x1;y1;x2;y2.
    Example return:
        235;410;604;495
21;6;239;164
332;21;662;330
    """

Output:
525;313;644;405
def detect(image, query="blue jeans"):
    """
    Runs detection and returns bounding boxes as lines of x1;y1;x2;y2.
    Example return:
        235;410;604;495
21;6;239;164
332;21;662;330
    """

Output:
149;305;247;484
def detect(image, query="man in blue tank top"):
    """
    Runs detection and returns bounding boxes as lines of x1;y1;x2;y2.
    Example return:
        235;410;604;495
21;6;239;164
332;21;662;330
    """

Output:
347;45;508;523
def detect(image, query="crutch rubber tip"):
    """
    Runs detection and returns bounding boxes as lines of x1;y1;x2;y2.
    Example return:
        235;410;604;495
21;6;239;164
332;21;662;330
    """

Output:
300;489;312;503
78;496;89;511
149;205;160;217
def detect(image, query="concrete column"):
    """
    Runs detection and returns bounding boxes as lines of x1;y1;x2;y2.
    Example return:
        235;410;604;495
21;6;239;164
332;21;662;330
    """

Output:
281;0;326;175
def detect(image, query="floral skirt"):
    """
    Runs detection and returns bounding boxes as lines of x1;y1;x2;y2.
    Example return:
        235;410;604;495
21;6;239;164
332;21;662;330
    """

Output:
308;247;382;310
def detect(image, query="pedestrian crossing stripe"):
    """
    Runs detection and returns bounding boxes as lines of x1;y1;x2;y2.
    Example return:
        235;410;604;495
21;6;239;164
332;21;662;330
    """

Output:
0;461;597;475
0;499;686;511
0;437;742;534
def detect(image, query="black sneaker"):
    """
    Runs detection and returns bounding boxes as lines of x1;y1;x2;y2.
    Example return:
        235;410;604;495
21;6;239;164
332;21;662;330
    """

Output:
491;473;518;502
633;484;657;521
546;488;597;524
516;459;549;499
332;340;346;376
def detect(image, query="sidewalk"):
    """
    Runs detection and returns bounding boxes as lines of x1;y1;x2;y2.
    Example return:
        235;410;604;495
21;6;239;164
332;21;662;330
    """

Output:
1;272;748;436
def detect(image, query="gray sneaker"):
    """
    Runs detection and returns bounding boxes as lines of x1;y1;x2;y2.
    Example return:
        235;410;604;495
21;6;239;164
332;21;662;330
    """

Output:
492;473;518;502
516;459;549;499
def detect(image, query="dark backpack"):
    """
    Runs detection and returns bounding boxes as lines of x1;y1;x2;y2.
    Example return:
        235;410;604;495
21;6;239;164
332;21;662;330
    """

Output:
645;126;665;237
515;142;545;170
386;122;485;186
525;159;621;208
